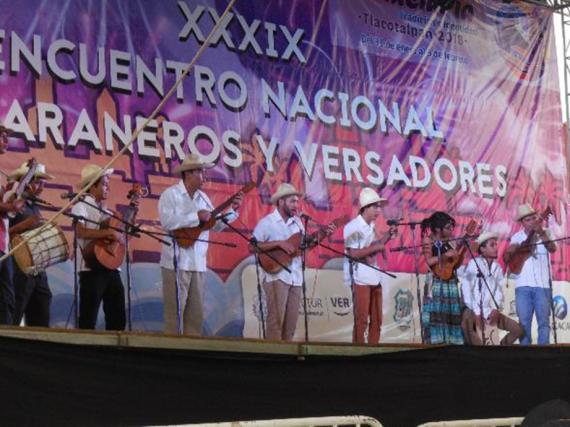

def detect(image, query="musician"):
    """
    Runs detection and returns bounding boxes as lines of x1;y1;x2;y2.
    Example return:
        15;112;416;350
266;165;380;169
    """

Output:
461;232;523;345
8;162;55;327
0;125;25;325
158;154;242;335
343;187;395;344
71;164;126;330
504;204;556;345
251;183;307;341
421;212;464;345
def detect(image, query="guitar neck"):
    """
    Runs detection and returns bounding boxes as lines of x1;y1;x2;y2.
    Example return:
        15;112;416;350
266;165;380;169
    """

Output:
209;183;254;217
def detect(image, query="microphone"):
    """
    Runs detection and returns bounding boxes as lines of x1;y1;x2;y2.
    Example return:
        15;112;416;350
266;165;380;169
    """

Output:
60;191;82;200
24;194;51;206
299;213;312;221
387;218;402;226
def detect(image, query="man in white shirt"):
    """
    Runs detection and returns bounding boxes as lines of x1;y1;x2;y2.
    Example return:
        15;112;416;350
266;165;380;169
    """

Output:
71;164;126;330
504;204;556;345
343;187;395;344
252;183;307;341
159;154;242;335
462;232;523;345
0;125;25;325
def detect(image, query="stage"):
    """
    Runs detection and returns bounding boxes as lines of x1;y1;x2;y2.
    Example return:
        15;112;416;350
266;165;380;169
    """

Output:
0;327;568;426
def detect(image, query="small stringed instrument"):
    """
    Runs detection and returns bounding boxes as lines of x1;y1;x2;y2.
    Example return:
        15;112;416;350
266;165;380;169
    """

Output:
173;182;255;248
505;206;552;274
84;183;145;270
258;214;349;274
2;158;38;218
430;218;479;280
475;320;502;346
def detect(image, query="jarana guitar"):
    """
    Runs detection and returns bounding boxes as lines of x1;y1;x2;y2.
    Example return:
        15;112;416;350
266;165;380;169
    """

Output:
258;214;349;274
172;182;255;248
430;218;479;280
505;206;552;274
84;183;144;270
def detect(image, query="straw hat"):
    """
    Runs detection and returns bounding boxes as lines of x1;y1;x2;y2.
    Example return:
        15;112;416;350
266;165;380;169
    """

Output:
270;183;303;204
77;164;114;190
173;153;215;174
475;231;498;247
515;203;537;221
9;162;54;181
359;187;387;209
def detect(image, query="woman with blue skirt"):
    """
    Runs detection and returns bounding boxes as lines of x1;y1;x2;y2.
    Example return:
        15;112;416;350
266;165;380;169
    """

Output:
421;212;466;345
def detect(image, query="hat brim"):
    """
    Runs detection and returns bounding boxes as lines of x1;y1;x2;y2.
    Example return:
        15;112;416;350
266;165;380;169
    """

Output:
515;211;536;222
174;162;215;174
270;190;303;204
475;233;498;247
77;168;114;190
360;198;388;210
8;171;55;181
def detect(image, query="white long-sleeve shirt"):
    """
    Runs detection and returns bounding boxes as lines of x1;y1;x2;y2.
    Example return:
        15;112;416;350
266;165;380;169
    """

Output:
509;229;554;289
252;209;304;286
158;181;237;272
462;256;504;319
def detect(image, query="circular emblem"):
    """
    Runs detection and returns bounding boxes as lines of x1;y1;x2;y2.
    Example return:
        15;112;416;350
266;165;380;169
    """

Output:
553;295;568;321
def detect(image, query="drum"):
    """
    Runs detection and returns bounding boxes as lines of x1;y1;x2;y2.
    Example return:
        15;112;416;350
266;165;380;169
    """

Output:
11;223;69;275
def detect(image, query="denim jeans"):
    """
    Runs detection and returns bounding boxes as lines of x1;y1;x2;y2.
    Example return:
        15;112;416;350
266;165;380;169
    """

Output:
515;286;552;345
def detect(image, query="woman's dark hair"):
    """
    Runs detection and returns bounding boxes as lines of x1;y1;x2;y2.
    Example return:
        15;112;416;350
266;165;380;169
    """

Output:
421;211;455;235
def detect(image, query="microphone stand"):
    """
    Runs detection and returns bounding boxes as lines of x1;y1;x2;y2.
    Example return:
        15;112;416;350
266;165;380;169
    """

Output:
125;227;133;331
150;226;237;336
300;215;310;342
546;250;558;344
220;216;294;340
173;236;182;335
390;221;425;343
71;214;80;328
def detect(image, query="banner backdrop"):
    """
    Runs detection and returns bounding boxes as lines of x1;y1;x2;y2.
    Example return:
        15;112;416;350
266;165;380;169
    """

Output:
0;0;568;341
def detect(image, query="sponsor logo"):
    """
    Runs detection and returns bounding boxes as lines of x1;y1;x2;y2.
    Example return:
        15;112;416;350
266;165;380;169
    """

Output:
393;288;414;329
300;297;325;317
553;295;568;321
330;296;352;316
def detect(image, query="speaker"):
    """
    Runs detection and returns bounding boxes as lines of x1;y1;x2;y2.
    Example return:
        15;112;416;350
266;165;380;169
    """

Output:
522;400;570;427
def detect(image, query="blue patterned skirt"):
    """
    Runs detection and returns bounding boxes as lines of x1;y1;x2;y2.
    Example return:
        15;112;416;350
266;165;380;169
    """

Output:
422;276;464;345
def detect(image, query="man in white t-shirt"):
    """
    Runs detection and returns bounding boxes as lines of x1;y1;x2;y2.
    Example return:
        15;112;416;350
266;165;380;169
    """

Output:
71;165;127;330
343;187;395;344
504;204;556;345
